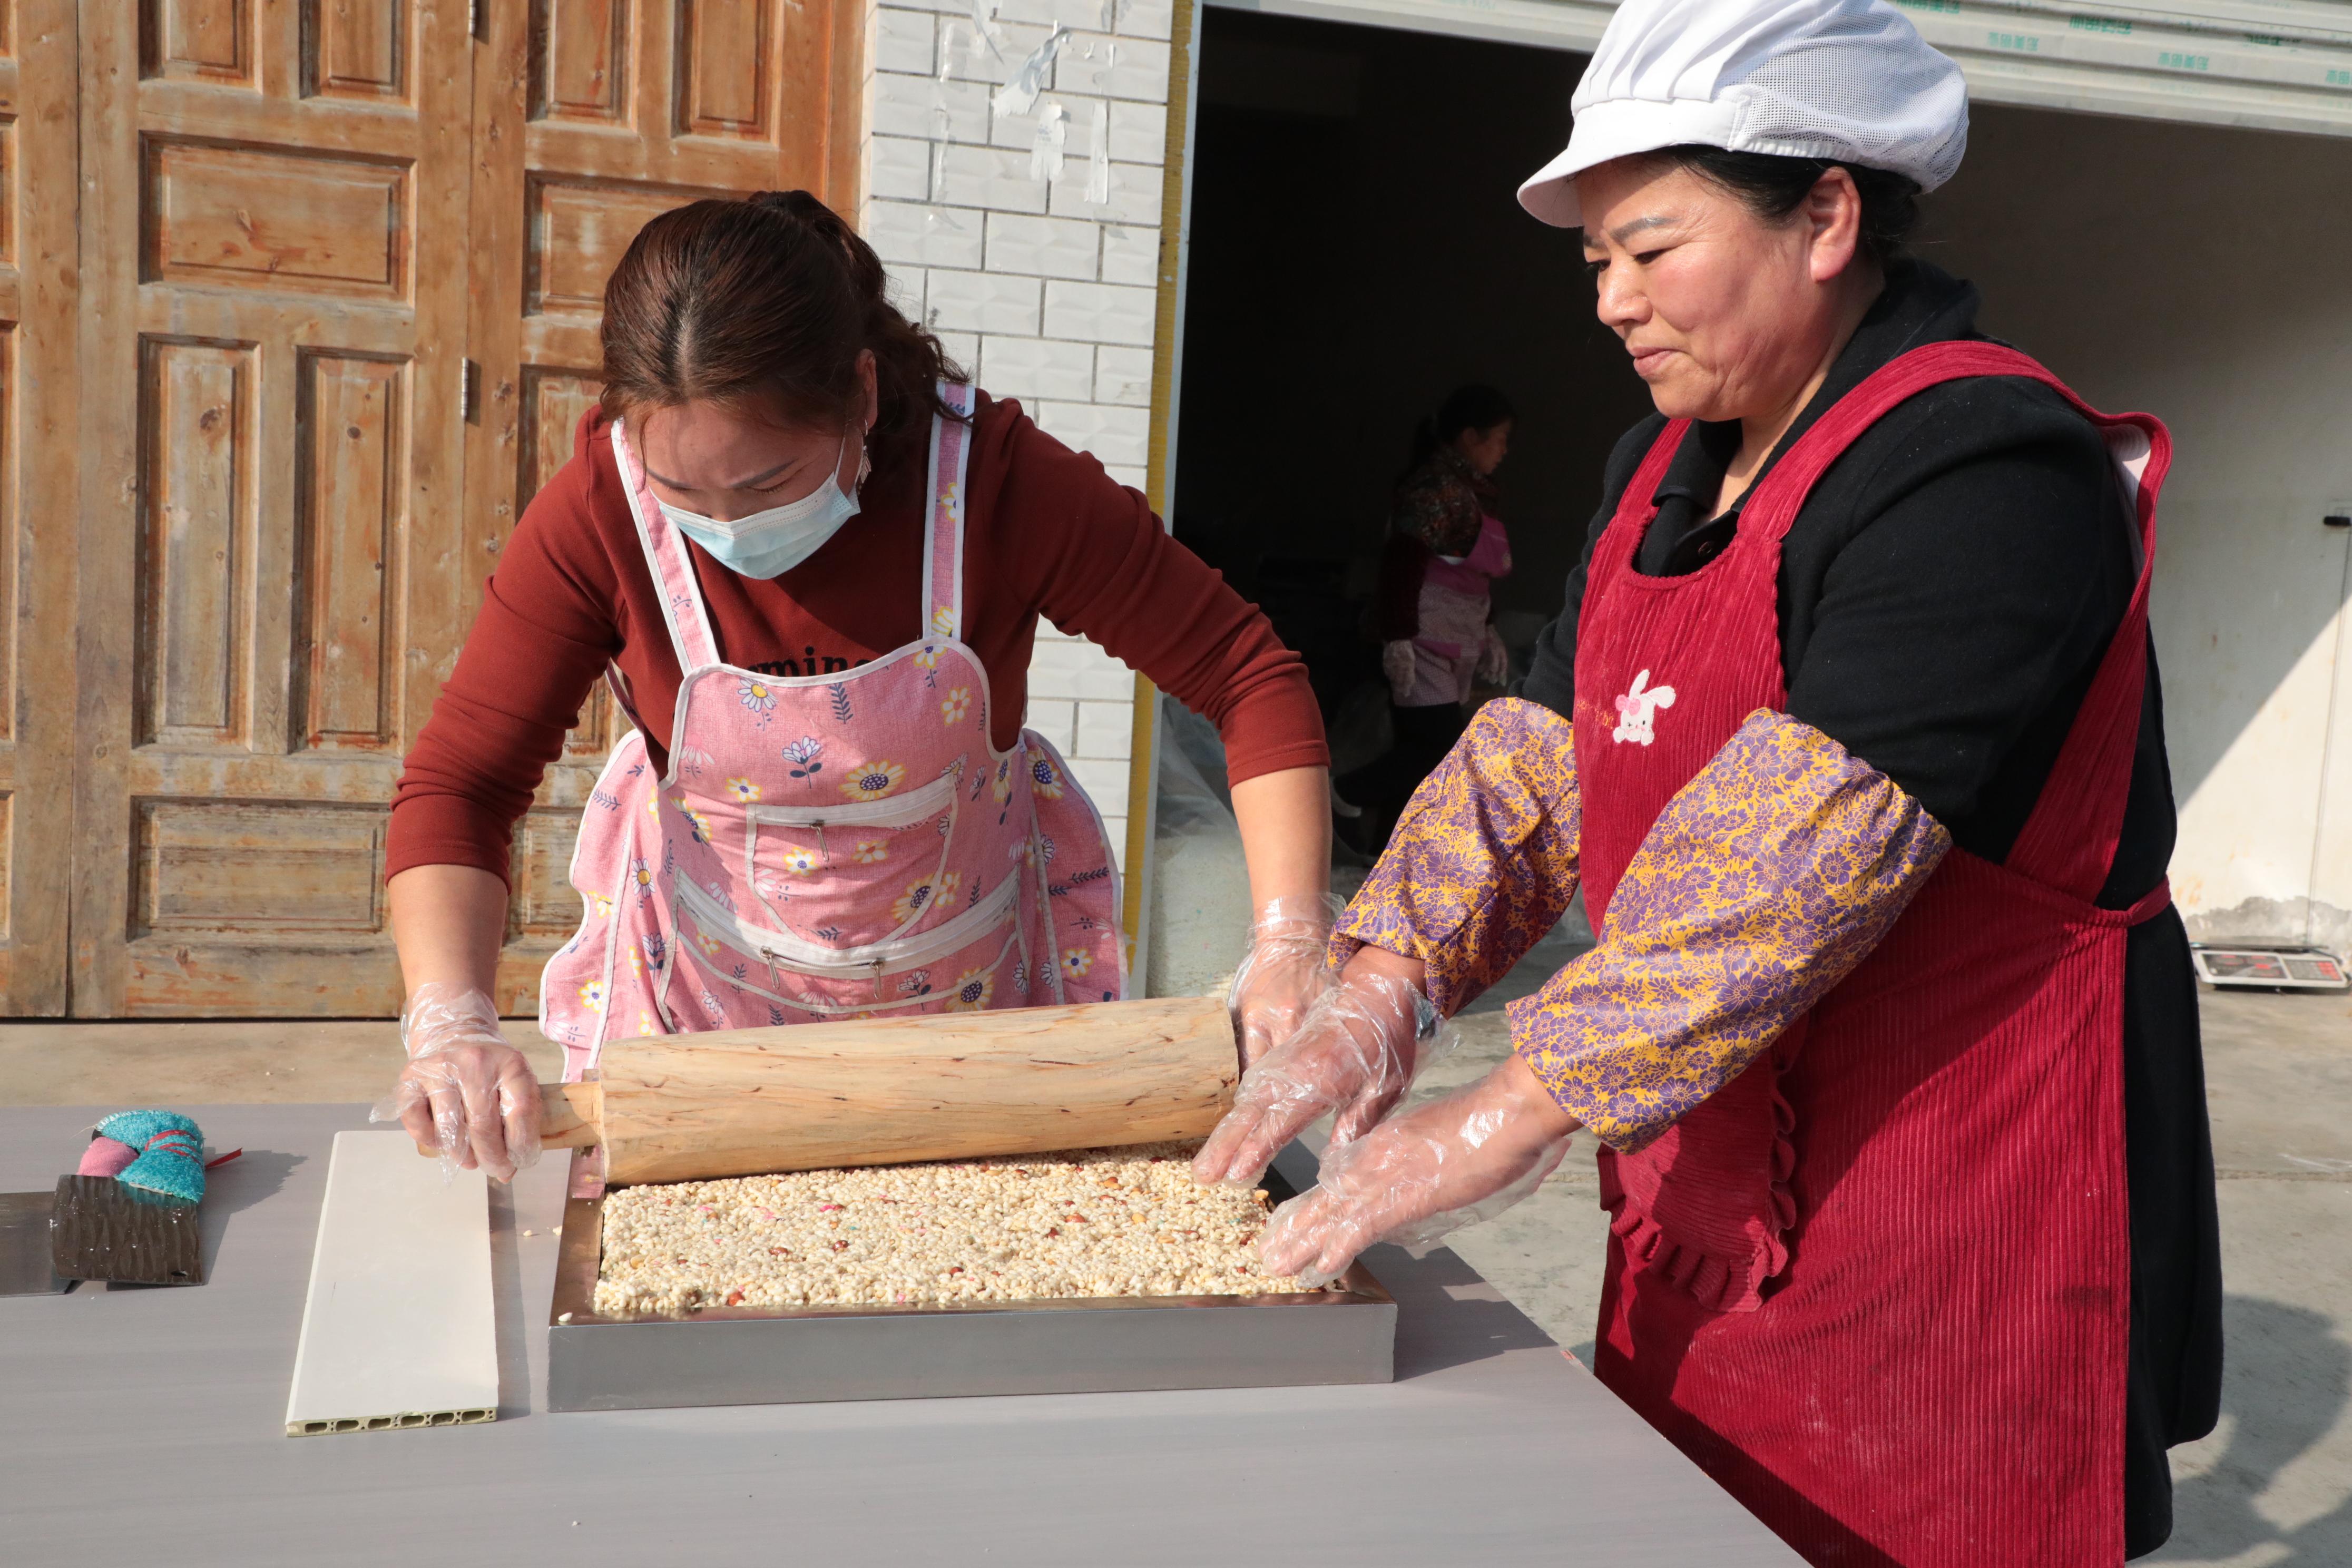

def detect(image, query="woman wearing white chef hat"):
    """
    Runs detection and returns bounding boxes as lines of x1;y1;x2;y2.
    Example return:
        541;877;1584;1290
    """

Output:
1194;0;2222;1560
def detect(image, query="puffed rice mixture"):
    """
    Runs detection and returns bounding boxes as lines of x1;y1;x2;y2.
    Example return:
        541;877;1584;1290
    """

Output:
592;1140;1317;1316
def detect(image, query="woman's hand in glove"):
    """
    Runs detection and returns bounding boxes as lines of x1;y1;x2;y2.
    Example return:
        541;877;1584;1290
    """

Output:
1259;1052;1579;1286
1381;639;1418;703
1227;895;1342;1072
370;982;543;1183
1194;950;1442;1189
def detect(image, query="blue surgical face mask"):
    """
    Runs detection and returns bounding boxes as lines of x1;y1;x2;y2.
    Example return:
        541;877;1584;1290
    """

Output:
657;433;868;580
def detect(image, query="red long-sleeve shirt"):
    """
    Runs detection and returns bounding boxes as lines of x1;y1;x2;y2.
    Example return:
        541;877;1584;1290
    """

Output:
388;395;1326;886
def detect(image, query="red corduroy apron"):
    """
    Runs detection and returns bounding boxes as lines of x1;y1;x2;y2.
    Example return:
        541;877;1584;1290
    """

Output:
1572;341;2172;1567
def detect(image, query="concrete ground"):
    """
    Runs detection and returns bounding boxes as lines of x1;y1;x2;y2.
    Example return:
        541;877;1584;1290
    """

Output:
2;975;2345;1561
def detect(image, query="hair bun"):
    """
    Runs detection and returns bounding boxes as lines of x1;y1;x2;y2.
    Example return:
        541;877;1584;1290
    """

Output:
748;190;841;231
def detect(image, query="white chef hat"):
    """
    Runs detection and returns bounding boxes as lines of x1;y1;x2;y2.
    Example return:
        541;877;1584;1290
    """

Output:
1518;0;1969;227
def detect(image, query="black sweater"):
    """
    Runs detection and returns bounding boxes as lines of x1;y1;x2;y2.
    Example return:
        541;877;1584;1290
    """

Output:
1521;260;2177;899
1518;259;2220;1554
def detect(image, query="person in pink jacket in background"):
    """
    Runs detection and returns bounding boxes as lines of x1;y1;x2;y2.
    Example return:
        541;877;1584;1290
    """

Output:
1335;385;1514;848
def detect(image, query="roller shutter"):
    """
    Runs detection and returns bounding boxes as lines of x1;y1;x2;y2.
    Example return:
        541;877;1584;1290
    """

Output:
1214;0;2352;139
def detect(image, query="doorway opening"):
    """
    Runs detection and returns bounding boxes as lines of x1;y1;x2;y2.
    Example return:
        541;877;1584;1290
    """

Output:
1171;8;1645;816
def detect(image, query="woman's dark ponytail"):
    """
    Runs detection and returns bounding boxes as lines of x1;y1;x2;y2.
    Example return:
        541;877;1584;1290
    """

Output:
599;190;969;480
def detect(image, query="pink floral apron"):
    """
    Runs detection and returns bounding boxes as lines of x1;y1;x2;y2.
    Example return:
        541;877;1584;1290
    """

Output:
1405;515;1511;707
538;385;1125;1079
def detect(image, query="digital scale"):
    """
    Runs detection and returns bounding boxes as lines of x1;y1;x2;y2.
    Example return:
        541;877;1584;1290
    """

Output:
2189;944;2349;991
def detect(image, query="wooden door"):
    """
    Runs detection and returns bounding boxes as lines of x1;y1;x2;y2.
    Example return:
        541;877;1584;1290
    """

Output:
467;0;861;1015
67;0;479;1015
54;1;860;1017
0;6;83;1013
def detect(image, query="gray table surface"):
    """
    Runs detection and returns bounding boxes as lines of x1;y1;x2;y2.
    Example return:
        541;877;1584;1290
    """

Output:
1;1104;1802;1565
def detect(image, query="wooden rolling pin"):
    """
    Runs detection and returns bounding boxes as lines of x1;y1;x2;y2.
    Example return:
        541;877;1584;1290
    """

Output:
531;995;1238;1185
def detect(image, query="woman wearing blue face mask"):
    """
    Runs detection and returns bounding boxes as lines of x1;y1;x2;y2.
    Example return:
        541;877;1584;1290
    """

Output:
656;425;869;580
379;191;1336;1177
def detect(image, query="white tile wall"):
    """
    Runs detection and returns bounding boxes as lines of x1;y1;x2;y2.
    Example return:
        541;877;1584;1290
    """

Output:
1028;628;1144;860
1098;222;1158;287
1042;278;1158;345
984;211;1102;279
1094;344;1154;406
1026;401;1150;468
925;268;1045;335
860;0;1175;875
978;335;1096;403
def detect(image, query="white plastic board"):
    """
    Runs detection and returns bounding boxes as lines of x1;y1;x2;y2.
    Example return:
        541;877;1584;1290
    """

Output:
284;1131;498;1436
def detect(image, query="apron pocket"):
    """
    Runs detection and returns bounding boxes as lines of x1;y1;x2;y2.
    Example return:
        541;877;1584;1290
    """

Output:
739;768;966;940
672;874;1021;1018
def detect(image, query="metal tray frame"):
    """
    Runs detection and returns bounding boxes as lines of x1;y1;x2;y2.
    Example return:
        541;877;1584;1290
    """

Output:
546;1150;1394;1412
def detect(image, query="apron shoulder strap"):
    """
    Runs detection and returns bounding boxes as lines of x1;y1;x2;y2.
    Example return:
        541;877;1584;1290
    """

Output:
608;416;724;672
1996;400;2171;905
1745;340;2173;905
1739;342;2066;546
1603;418;1689;556
920;383;978;641
1573;418;1690;686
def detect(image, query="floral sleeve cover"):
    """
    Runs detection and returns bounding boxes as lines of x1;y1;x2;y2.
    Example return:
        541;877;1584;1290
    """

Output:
1510;710;1951;1153
1331;697;1583;1017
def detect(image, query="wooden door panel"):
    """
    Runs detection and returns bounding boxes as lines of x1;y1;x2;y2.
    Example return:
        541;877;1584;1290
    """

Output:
0;313;13;963
677;0;778;140
0;325;13;760
1;4;77;1013
516;364;621;765
296;349;407;750
307;0;408;102
526;172;734;318
72;0;469;1014
507;808;585;936
135;797;385;934
532;0;629;126
518;365;602;502
0;116;14;267
470;0;860;1016
137;336;257;749
148;0;258;86
146;138;410;300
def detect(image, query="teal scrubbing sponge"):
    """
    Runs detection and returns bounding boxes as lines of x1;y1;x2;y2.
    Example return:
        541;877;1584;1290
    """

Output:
96;1110;207;1204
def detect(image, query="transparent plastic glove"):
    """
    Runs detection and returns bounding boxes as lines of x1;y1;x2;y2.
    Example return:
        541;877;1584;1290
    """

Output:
1258;1057;1574;1287
1381;639;1417;703
1194;968;1455;1190
1477;623;1510;686
1227;894;1344;1072
369;982;542;1183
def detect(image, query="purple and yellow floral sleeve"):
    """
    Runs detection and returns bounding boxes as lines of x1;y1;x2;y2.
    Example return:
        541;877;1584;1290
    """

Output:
1509;711;1950;1152
1332;698;1583;1016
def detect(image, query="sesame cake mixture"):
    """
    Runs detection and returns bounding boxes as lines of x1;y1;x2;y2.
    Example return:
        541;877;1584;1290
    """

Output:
592;1140;1318;1316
